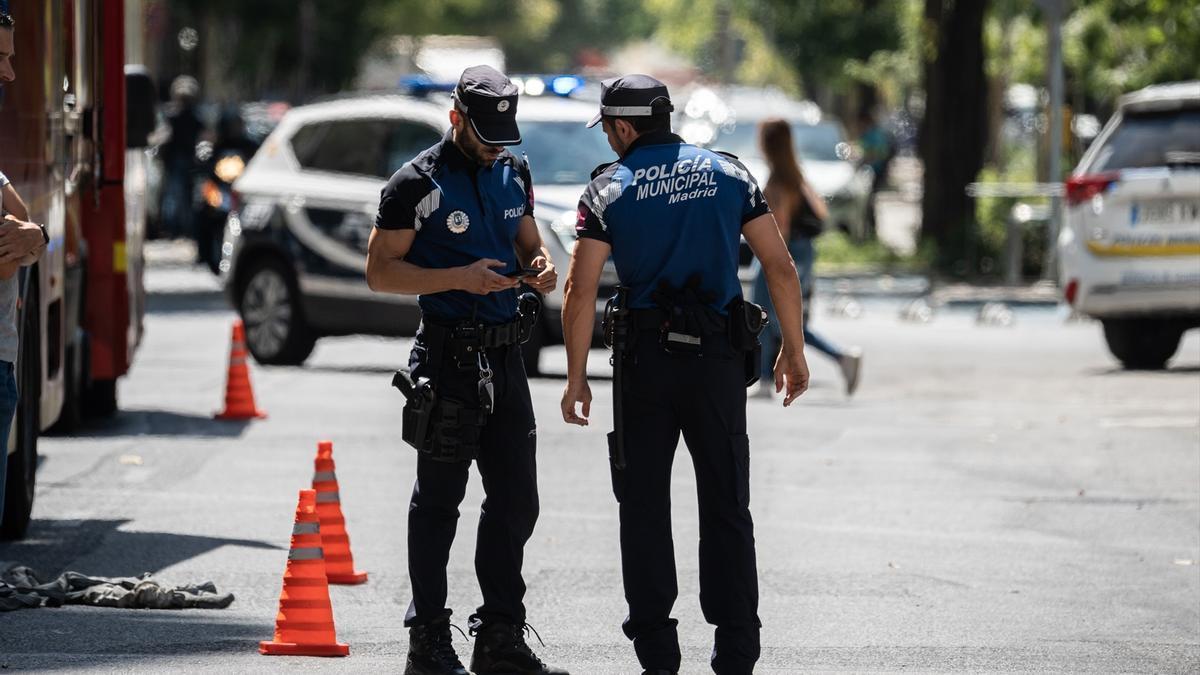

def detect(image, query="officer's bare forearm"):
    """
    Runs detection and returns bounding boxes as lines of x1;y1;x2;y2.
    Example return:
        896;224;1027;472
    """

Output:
517;243;551;268
562;276;596;383
514;215;548;267
763;256;806;351
366;256;465;295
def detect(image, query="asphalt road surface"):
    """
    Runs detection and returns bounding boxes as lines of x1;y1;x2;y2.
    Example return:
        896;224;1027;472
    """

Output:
2;264;1198;673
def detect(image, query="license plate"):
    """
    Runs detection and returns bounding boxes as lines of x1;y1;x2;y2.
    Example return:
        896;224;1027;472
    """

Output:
1133;200;1200;226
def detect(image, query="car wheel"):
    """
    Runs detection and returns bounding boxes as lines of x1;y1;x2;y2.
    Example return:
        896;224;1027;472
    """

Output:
1101;318;1183;370
2;280;41;540
238;256;316;366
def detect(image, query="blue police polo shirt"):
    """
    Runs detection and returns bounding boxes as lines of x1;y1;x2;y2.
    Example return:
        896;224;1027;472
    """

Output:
375;131;535;324
575;131;770;314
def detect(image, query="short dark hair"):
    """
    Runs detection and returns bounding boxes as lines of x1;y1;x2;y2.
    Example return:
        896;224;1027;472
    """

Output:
0;13;14;28
603;112;671;134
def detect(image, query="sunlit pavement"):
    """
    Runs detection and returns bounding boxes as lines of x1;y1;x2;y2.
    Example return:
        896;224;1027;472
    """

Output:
1;261;1197;673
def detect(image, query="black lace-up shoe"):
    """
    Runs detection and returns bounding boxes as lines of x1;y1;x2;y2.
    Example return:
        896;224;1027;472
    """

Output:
469;620;570;675
404;621;469;675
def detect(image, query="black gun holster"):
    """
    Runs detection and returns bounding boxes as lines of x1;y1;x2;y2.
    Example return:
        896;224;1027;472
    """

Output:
394;368;487;463
728;297;769;388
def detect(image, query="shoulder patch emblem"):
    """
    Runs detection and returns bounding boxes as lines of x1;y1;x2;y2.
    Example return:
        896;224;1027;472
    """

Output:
447;210;470;234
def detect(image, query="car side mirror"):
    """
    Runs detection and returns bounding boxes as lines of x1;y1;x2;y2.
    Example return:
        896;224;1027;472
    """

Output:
125;66;157;149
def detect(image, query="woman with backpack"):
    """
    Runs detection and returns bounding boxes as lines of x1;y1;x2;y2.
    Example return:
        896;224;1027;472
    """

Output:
752;118;863;397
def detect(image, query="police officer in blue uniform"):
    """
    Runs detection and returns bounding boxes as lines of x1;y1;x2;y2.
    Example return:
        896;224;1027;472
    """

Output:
559;75;811;675
367;66;568;675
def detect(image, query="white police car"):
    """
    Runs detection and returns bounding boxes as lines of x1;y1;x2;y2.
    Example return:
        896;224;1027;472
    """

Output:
222;91;617;372
1057;81;1200;369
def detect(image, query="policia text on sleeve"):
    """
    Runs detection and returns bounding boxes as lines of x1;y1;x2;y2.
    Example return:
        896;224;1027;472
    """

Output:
559;74;810;675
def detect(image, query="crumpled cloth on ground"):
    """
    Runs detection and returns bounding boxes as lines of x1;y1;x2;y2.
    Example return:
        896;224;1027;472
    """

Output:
0;562;235;611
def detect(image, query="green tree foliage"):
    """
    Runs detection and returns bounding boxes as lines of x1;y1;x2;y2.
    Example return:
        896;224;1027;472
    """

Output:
763;0;904;96
174;0;391;97
368;0;656;72
1064;0;1200;107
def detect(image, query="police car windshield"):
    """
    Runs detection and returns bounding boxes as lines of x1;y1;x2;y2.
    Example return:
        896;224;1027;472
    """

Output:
711;121;844;163
518;121;616;185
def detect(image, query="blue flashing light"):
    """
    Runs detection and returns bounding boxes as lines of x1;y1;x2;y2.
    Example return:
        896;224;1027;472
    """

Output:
550;75;585;97
399;74;456;96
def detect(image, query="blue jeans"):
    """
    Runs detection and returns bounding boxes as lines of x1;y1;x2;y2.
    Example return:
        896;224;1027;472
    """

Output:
0;361;18;525
752;238;844;382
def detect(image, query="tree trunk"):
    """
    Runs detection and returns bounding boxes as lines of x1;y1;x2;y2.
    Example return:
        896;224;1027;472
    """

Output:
919;0;990;273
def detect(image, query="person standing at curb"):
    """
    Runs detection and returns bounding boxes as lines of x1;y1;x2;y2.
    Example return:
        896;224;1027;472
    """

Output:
0;9;51;531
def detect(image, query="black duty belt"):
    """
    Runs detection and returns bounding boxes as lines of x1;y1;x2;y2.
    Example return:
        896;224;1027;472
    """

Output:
422;318;524;350
627;308;728;332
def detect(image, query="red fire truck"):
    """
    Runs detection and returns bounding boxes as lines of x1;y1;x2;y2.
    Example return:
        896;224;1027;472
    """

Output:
1;0;152;538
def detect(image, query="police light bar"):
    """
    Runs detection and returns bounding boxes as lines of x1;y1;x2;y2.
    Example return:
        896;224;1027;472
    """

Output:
399;74;457;97
512;75;586;98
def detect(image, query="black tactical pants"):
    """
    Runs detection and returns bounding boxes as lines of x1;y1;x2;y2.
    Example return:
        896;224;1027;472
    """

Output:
403;323;539;628
612;330;761;674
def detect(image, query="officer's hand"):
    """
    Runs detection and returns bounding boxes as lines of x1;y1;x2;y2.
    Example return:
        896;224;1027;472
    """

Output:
561;378;592;426
775;345;810;407
461;258;519;295
525;256;557;294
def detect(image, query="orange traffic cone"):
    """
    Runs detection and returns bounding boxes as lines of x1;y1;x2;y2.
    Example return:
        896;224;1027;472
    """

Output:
216;320;267;420
259;489;349;657
312;441;368;585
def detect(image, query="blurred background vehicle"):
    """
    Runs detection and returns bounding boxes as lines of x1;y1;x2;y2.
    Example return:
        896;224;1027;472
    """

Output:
1058;81;1200;370
682;87;877;241
222;81;617;374
192;109;262;274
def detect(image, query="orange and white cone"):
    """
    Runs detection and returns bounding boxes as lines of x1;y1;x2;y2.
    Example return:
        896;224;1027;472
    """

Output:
312;441;368;585
259;489;349;657
216;320;267;420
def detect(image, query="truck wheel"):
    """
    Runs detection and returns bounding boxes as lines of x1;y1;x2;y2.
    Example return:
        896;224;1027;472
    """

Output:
85;378;118;418
50;335;87;432
1;283;41;540
238;257;316;366
1102;318;1183;370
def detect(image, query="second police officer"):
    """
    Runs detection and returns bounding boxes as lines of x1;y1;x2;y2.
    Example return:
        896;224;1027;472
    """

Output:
367;65;569;675
559;76;811;675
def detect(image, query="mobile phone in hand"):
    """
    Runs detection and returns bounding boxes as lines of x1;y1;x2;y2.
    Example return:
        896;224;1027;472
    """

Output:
505;267;543;279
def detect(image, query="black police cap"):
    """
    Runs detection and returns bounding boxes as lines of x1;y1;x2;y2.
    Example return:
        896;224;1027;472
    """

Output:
587;74;674;128
453;65;521;146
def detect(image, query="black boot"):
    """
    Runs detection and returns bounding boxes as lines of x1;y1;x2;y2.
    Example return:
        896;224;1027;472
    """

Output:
404;621;469;675
642;671;678;675
469;620;570;675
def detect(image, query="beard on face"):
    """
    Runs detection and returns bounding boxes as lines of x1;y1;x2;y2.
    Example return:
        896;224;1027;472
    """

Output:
455;118;502;166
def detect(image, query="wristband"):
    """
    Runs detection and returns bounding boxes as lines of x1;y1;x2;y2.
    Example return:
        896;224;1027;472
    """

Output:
37;222;49;245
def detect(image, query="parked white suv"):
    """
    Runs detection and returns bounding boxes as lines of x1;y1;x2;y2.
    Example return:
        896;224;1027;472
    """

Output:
1058;81;1200;369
